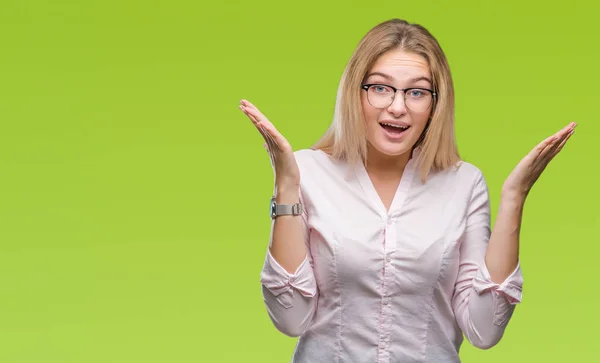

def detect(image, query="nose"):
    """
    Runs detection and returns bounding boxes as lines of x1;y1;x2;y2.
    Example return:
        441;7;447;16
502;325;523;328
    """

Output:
386;93;408;116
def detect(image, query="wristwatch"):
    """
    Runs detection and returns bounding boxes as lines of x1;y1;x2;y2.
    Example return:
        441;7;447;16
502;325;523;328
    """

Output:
270;196;303;219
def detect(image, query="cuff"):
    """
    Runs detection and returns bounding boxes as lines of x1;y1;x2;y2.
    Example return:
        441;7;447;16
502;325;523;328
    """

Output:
260;250;317;308
472;261;523;305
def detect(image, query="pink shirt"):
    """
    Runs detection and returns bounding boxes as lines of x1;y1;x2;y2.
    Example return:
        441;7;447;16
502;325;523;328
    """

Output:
260;148;523;363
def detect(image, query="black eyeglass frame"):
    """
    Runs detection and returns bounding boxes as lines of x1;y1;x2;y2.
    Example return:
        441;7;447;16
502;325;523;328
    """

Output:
360;83;437;110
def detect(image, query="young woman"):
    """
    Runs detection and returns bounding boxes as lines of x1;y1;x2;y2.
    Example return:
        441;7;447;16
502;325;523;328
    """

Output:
239;18;575;363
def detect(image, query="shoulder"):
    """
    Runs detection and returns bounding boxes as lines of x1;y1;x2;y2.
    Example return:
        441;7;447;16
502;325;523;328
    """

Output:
294;148;341;170
453;160;489;194
294;148;352;187
294;148;328;160
454;161;485;181
293;148;319;162
428;160;488;193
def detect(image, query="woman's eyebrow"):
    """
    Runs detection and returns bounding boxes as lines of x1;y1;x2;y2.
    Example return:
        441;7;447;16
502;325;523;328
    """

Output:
408;76;432;85
365;73;432;85
365;71;393;81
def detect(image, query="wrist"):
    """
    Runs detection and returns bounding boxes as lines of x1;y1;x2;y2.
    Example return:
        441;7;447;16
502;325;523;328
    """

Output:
274;184;300;204
501;181;529;201
500;189;527;207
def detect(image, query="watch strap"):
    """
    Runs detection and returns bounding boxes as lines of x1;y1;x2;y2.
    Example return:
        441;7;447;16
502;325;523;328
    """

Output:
270;196;303;219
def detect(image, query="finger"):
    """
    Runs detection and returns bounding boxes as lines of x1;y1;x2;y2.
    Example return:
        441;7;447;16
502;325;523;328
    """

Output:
537;129;574;170
552;122;577;141
241;100;281;133
261;130;284;168
259;123;280;151
243;109;279;151
242;106;285;149
257;122;273;144
239;105;259;124
264;137;276;168
545;124;576;155
552;129;574;156
536;122;576;157
240;105;277;149
534;133;559;156
242;110;277;165
239;100;290;156
255;120;278;150
240;100;279;130
240;99;253;109
240;105;272;140
259;125;278;167
241;100;268;121
242;107;276;148
240;104;268;126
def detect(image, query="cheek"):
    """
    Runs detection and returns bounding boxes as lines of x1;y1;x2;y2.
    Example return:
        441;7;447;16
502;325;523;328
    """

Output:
415;114;430;129
361;95;379;125
411;113;431;139
414;109;432;128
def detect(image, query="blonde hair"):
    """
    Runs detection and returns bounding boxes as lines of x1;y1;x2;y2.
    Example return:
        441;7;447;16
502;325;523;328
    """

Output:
312;18;460;182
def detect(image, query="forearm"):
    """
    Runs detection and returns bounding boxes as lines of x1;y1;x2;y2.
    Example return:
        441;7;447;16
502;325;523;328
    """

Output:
485;191;525;283
269;183;308;274
262;280;317;337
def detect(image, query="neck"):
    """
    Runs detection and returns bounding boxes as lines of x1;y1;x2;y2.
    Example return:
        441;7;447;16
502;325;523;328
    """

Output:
365;144;412;175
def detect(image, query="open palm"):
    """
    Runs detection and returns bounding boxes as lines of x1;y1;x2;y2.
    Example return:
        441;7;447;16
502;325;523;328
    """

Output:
503;122;576;198
239;99;300;187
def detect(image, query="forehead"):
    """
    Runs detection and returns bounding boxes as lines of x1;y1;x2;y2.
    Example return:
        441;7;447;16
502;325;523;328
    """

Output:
367;50;430;81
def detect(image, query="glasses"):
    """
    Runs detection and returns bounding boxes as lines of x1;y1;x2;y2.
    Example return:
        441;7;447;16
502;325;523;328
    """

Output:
361;84;436;113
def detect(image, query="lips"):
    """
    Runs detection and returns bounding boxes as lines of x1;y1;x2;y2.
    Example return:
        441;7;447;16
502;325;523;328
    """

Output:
379;121;410;135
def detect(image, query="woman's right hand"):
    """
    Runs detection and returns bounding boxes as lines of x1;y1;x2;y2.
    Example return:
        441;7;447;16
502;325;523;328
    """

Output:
239;99;300;192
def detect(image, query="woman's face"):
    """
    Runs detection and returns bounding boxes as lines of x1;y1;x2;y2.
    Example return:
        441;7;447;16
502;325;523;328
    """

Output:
361;50;434;159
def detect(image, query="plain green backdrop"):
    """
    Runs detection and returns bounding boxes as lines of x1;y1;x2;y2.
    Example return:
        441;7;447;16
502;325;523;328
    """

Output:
0;0;598;362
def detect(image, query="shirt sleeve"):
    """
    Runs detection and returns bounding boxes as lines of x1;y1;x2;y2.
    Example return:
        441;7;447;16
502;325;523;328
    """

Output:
451;170;524;350
259;189;318;337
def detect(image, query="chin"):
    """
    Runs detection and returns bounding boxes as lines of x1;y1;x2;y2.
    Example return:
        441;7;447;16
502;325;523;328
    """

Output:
370;139;414;157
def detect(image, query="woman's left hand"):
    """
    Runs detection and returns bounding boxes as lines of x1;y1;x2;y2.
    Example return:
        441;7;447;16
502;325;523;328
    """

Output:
502;122;577;199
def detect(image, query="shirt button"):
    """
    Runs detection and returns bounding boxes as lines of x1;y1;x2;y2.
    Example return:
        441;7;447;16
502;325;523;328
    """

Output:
386;256;392;263
383;299;389;305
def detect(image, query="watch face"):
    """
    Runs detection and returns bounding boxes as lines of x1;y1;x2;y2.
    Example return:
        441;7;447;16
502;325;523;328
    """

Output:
270;197;276;218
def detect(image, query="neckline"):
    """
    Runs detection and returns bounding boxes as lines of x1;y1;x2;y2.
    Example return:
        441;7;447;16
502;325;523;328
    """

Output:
354;147;420;218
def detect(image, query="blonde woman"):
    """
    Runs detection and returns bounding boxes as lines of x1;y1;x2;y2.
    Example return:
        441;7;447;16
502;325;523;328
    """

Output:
239;18;575;363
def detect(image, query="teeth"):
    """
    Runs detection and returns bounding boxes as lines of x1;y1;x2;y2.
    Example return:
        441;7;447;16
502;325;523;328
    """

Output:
382;123;408;129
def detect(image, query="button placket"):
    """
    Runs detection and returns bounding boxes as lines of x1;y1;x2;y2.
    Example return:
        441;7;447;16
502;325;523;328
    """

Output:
384;215;397;251
378;215;395;363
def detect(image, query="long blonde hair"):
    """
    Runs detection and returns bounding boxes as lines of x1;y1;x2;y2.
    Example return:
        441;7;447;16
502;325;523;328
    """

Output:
312;18;460;182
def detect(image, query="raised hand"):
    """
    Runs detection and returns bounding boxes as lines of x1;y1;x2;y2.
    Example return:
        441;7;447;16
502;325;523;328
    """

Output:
502;122;577;199
239;99;300;190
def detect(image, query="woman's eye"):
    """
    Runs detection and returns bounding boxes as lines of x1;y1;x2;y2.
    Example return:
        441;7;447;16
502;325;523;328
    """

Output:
373;85;391;93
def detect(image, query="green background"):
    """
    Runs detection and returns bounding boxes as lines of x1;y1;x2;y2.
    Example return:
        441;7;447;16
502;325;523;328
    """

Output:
0;0;598;362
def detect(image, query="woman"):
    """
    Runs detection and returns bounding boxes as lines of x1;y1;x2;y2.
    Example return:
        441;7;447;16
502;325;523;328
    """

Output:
239;18;575;363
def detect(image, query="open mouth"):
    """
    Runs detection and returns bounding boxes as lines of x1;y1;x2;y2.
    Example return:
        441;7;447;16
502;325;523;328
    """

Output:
380;122;410;135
